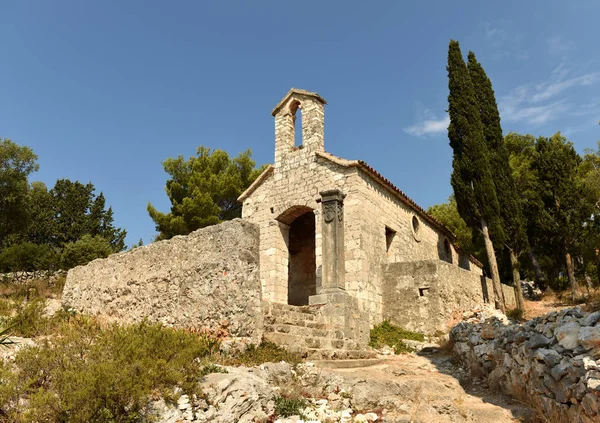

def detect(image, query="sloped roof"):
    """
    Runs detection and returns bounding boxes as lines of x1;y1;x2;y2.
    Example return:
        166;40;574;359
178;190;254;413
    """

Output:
271;88;327;116
237;152;483;269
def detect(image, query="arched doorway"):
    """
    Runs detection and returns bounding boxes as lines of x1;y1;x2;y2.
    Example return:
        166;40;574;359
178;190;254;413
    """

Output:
276;206;317;306
288;211;316;305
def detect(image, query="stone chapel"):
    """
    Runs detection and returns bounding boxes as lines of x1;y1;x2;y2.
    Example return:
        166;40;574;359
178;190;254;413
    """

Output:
239;88;515;334
62;88;517;358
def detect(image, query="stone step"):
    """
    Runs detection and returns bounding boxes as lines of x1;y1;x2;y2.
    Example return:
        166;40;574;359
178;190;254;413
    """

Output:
313;358;387;369
264;323;342;339
306;348;377;360
264;307;324;323
266;302;323;316
263;331;362;352
263;311;326;327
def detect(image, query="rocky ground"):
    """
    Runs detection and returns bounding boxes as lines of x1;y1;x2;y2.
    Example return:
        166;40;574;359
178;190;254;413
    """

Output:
144;349;536;423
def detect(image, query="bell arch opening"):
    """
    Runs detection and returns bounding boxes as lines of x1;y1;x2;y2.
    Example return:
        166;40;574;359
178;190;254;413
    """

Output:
283;209;316;306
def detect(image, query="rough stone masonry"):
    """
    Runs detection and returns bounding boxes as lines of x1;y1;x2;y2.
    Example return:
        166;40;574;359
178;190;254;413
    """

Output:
62;219;263;343
451;306;600;423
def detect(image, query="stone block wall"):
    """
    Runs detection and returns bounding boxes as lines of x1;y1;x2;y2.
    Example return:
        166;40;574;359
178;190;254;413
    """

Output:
451;307;600;423
344;170;482;322
381;260;516;334
241;153;353;304
62;219;263;342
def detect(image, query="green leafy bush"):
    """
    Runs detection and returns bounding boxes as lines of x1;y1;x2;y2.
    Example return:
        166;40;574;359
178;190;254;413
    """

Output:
274;395;308;418
8;297;49;337
60;234;113;269
0;319;216;422
369;320;425;354
220;340;301;366
0;242;58;272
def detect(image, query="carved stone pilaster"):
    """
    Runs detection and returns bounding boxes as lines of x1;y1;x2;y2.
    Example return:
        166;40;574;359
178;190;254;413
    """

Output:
317;189;345;295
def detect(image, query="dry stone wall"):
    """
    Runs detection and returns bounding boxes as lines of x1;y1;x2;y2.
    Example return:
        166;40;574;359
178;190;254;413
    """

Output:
62;219;263;342
451;306;600;423
382;260;516;334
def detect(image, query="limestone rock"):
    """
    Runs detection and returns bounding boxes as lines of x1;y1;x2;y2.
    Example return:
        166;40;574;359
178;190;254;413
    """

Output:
578;326;600;351
452;306;600;422
555;322;581;350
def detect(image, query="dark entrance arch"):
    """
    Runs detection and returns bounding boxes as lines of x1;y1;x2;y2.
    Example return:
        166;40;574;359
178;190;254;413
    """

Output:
286;211;316;305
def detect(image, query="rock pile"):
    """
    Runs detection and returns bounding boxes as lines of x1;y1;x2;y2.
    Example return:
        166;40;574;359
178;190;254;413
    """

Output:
451;305;600;423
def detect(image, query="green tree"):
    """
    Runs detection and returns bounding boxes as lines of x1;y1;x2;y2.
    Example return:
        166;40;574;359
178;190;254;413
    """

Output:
60;234;113;269
427;195;473;252
531;133;595;300
148;147;264;240
0;139;39;247
446;40;506;312
50;179;126;251
467;52;527;311
580;142;600;285
0;242;57;272
25;182;56;246
504;132;547;285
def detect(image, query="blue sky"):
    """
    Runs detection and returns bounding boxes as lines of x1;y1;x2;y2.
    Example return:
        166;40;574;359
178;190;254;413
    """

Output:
1;1;598;246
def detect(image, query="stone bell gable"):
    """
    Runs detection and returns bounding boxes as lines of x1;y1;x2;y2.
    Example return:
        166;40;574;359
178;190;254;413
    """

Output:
272;88;326;167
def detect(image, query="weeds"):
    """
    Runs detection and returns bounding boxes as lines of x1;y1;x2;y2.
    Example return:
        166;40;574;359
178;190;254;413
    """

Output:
0;319;217;422
506;307;524;321
219;340;301;367
369;320;425;354
274;395;308;418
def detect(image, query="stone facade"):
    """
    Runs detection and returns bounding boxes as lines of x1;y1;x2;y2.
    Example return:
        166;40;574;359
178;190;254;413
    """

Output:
382;260;516;334
62;219;263;343
240;88;514;335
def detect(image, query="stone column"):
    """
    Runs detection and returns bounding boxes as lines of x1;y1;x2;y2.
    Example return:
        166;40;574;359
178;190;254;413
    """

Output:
318;189;345;294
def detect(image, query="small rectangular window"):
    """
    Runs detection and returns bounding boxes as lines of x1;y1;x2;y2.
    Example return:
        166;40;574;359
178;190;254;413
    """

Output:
385;226;396;252
419;287;429;297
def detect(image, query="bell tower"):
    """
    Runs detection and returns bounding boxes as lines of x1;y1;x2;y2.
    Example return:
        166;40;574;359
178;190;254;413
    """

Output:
271;88;327;167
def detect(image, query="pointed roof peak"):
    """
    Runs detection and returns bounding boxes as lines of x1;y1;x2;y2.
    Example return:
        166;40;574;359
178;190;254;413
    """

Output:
271;88;327;116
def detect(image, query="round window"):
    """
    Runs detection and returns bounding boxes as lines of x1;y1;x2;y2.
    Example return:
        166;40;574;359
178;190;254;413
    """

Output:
411;215;421;241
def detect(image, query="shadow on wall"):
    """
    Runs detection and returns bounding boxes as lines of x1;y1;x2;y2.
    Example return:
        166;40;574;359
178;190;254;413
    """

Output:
480;275;490;303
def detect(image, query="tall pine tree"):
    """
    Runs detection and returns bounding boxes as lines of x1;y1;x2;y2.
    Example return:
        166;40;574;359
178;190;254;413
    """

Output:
447;40;506;312
467;51;527;312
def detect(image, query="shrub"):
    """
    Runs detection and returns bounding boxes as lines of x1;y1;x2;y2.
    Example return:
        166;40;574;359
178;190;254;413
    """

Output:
369;320;425;354
219;340;301;366
0;242;58;272
8;297;49;337
506;307;524;321
274;395;308;418
0;319;217;422
60;234;113;269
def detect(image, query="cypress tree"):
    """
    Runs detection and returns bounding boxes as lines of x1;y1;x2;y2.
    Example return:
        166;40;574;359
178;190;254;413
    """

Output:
467;51;527;312
447;40;506;312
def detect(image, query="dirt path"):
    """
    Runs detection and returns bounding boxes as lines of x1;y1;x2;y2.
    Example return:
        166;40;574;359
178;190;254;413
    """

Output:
321;351;537;422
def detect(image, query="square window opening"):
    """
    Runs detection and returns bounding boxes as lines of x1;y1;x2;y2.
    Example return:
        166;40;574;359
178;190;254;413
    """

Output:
385;226;396;252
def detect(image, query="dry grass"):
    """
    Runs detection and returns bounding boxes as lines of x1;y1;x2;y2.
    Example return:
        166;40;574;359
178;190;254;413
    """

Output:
0;276;65;301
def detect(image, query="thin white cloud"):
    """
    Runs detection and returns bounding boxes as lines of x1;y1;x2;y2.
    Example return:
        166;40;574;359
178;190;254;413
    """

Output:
531;72;600;103
501;100;569;125
498;62;600;126
403;115;449;136
483;22;528;61
405;63;599;135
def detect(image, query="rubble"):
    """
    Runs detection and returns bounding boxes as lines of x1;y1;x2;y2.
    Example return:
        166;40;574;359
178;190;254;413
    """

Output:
451;305;600;422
